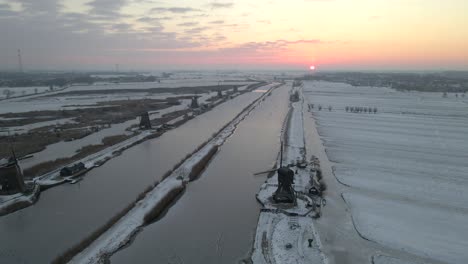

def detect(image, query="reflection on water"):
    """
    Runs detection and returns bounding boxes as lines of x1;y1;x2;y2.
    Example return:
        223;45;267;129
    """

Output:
111;85;290;264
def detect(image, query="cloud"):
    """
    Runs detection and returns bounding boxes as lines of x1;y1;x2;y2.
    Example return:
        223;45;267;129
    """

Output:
86;0;128;18
185;26;210;34
0;0;343;69
177;22;199;27
0;4;17;17
111;23;132;31
181;14;207;19
220;39;324;55
151;7;200;13
209;20;224;24
209;2;234;9
136;17;154;23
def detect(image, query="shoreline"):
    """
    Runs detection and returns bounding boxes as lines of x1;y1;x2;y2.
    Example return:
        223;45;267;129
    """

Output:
250;84;327;264
59;83;282;264
0;83;269;217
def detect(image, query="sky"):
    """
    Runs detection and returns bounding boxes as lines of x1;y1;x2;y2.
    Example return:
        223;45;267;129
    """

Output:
0;0;467;71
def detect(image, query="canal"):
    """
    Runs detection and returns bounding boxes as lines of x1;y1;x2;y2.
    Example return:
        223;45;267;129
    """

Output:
0;90;265;264
110;84;290;263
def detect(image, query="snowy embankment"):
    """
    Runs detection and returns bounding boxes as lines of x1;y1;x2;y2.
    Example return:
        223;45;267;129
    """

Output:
68;83;282;264
0;185;40;216
305;81;468;264
35;130;153;187
251;86;327;264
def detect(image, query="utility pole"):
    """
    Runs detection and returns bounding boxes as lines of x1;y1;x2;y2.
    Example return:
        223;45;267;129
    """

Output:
17;49;23;73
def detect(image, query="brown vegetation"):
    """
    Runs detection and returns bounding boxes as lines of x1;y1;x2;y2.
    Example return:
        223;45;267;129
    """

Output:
0;199;33;217
0;128;91;159
188;145;218;181
24;134;130;178
51;181;160;264
142;185;185;224
0;97;175;160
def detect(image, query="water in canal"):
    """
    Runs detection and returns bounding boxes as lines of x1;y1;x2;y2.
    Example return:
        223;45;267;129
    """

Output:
0;91;263;264
111;85;290;264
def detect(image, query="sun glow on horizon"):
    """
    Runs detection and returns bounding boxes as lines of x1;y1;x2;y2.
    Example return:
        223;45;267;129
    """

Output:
1;0;467;70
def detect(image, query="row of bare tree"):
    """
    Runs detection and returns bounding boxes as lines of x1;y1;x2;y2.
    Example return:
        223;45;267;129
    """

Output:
346;106;377;113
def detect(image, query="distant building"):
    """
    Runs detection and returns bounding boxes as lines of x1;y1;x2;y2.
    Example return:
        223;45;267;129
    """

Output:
60;162;86;177
0;157;26;195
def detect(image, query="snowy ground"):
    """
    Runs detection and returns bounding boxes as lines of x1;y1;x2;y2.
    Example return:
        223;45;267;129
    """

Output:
0;117;76;136
373;255;423;264
0;185;40;216
0;78;254;115
252;85;327;264
34;130;154;187
1;79;250;169
19;102;190;169
68;83;281;264
252;212;324;264
0;86;50;99
304;81;468;264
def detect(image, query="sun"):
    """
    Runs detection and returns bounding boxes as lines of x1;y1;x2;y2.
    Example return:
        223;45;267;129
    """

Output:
309;65;316;70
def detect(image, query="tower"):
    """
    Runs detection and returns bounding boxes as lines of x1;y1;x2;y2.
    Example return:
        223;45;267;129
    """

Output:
190;96;199;108
17;49;23;73
0;148;26;195
139;112;151;129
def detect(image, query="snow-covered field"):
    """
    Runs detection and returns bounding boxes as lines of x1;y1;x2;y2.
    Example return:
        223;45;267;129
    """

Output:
304;81;468;264
0;86;50;99
0;77;255;115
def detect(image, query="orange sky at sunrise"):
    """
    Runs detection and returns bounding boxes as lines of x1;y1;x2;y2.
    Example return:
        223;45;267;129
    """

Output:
0;0;467;70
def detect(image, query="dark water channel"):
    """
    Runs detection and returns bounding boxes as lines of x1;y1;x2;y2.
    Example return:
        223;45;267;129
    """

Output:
0;92;263;264
111;85;290;264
